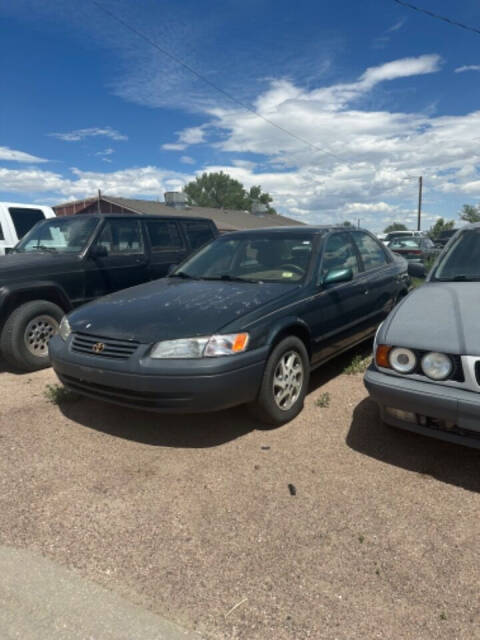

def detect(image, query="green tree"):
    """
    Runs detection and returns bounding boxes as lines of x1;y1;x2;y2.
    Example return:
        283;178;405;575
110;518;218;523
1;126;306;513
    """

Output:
342;221;353;227
428;217;455;239
460;204;480;223
183;172;276;213
383;222;408;233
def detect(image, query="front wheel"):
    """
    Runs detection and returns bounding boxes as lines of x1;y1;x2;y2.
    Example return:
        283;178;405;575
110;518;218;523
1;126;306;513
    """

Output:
1;300;63;371
248;336;310;426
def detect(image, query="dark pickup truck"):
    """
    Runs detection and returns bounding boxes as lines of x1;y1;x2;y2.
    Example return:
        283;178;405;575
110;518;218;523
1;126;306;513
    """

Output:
0;213;218;371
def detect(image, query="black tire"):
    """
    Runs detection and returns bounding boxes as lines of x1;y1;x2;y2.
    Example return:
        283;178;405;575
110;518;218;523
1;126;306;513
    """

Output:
248;336;310;427
0;300;63;371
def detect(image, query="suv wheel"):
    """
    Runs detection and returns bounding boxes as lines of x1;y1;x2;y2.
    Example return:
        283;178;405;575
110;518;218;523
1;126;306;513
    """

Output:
1;300;63;371
248;336;310;426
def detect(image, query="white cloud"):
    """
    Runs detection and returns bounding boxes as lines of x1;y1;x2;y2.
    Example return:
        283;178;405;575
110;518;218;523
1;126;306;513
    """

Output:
95;148;115;157
163;126;206;151
162;143;186;151
49;127;128;142
359;55;442;88
0;146;47;163
387;18;407;33
180;155;195;164
455;65;480;73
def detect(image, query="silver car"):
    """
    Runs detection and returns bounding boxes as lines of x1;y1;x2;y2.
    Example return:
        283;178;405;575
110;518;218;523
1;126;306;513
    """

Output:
365;223;480;448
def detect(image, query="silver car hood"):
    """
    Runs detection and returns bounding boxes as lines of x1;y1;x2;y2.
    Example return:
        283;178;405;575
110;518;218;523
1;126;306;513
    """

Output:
379;282;480;356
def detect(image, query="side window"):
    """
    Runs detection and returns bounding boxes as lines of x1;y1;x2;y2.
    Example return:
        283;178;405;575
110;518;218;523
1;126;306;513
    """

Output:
8;207;45;239
184;222;214;250
320;232;360;279
0;222;4;241
146;220;184;251
95;220;144;255
352;231;387;271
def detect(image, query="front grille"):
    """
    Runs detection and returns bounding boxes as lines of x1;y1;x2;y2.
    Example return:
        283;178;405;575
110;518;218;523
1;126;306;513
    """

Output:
71;332;139;359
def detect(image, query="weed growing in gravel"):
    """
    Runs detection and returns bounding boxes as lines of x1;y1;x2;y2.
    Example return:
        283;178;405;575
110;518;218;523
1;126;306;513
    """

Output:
344;354;372;375
440;613;447;621
358;535;365;543
315;392;330;408
44;384;79;405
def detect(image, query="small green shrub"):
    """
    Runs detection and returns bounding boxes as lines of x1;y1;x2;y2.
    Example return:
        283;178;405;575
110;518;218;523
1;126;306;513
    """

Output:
344;354;372;375
315;392;331;408
44;384;79;405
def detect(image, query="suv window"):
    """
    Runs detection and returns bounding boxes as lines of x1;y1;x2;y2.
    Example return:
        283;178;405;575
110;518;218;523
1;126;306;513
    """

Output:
184;221;214;250
96;220;144;255
8;207;45;239
0;222;4;241
146;220;184;251
320;232;360;278
352;231;387;271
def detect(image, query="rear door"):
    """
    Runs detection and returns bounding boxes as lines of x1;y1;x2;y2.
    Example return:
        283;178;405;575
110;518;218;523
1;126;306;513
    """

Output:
144;219;188;280
85;218;149;297
182;220;216;252
351;230;397;331
305;231;368;364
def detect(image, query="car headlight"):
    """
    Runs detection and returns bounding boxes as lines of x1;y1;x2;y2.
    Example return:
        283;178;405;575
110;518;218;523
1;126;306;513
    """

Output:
389;347;417;374
150;333;249;359
421;352;452;380
57;316;71;342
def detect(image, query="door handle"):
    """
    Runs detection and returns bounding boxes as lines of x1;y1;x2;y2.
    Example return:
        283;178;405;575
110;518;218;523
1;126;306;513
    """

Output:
363;289;369;295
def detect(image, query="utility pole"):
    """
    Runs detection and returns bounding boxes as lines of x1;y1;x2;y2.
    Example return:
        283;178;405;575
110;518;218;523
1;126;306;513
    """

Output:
417;176;423;231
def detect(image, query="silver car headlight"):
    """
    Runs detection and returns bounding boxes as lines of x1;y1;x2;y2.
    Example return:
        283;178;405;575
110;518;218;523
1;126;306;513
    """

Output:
150;333;249;359
57;316;71;342
389;347;417;374
421;352;452;380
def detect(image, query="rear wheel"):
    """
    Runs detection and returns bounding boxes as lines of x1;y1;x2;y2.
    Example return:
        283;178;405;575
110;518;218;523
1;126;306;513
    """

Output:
1;300;63;371
248;336;310;426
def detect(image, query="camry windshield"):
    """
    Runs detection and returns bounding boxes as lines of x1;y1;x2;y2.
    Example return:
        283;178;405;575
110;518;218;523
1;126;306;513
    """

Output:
173;234;315;283
15;217;99;254
434;229;480;281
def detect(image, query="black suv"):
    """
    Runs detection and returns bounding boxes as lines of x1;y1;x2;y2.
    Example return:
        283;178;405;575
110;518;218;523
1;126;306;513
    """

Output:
0;214;217;371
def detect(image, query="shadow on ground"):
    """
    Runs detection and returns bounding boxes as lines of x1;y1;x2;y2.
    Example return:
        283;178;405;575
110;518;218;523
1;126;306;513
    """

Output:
347;397;480;493
59;398;257;448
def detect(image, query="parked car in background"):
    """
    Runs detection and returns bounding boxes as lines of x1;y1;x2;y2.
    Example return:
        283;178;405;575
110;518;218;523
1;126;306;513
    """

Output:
0;214;217;371
434;228;457;248
383;230;424;245
50;226;411;426
0;202;56;255
387;236;439;263
365;223;480;448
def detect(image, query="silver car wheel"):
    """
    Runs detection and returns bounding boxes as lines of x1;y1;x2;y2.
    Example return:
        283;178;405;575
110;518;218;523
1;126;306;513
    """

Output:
24;315;58;357
272;350;304;411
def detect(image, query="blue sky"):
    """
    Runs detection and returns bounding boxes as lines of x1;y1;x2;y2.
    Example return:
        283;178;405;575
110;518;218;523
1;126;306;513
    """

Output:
1;0;480;231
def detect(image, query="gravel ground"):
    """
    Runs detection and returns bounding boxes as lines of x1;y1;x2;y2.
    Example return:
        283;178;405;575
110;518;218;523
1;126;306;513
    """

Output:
1;351;480;640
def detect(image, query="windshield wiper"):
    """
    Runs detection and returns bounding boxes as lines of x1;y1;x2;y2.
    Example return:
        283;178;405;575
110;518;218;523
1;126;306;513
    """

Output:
169;271;199;280
203;274;258;283
32;245;58;254
436;275;478;282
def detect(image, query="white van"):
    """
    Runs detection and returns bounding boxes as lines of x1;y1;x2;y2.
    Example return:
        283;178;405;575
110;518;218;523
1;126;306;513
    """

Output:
0;202;56;254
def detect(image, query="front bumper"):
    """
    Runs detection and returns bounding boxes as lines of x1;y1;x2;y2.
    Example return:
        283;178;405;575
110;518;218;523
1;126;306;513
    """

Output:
364;365;480;448
49;334;267;413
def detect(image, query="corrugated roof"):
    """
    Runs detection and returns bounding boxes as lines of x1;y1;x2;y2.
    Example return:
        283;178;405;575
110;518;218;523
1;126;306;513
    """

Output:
101;195;303;231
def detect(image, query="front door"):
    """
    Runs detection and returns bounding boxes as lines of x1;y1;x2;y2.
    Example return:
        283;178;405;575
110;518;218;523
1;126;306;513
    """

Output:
305;231;368;365
85;219;149;299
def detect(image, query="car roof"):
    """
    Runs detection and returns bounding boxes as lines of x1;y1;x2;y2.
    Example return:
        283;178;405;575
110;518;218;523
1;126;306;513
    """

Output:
213;225;374;238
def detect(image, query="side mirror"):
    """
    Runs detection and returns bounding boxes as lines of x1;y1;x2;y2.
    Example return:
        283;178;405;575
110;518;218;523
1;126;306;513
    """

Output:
4;247;13;255
167;263;178;275
407;262;426;279
89;244;108;259
322;267;353;287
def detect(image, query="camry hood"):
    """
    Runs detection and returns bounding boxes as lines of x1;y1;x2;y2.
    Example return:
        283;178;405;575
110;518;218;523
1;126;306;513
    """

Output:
380;282;480;355
68;277;299;343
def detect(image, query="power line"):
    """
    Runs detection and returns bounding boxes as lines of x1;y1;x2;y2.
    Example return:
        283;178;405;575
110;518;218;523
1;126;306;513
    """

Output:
392;0;480;36
90;0;344;163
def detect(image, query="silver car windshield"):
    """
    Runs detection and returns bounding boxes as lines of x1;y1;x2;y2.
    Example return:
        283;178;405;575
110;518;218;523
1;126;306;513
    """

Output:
15;217;99;254
434;229;480;281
